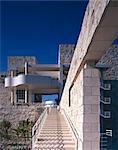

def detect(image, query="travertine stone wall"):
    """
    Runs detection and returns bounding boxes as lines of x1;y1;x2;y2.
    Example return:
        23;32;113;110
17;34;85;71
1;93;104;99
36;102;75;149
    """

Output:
58;44;75;96
58;44;75;65
83;68;100;150
66;0;109;88
8;56;37;70
0;80;39;127
98;45;118;80
60;1;112;149
60;68;100;150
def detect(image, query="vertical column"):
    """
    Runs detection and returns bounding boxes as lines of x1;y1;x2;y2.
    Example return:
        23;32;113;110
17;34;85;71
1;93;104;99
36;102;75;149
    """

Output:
11;90;14;104
25;62;28;75
14;88;17;104
83;67;100;150
10;70;14;77
28;90;32;104
25;90;28;103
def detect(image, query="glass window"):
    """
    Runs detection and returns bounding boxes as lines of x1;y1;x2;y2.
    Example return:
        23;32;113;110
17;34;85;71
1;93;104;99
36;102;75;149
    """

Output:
34;93;42;103
16;90;25;103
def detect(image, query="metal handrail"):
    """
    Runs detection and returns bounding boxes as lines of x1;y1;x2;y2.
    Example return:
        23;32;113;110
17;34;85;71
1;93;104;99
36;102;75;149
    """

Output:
61;108;82;150
100;111;111;118
32;108;47;148
100;97;111;104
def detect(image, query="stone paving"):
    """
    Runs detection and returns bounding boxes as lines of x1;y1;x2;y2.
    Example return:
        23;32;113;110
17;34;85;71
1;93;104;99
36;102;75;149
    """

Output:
33;108;75;150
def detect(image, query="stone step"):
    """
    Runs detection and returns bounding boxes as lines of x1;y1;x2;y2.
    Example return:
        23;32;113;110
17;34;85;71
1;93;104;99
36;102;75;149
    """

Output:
33;108;75;149
43;125;68;127
40;131;71;134
34;143;75;148
33;147;75;150
36;137;74;141
38;134;73;138
41;129;70;131
35;140;75;144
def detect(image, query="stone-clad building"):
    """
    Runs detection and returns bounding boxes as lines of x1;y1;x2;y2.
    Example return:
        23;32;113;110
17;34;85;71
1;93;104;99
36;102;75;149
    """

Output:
60;44;118;150
97;45;118;150
0;44;75;126
59;44;75;97
0;57;41;127
0;44;118;149
59;1;118;149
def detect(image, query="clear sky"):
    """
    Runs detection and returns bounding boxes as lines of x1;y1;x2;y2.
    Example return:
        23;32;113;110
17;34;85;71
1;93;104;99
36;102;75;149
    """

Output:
0;1;88;71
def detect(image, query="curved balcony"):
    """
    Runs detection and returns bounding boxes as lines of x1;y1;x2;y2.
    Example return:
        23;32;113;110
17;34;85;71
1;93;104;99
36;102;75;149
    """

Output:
5;74;60;89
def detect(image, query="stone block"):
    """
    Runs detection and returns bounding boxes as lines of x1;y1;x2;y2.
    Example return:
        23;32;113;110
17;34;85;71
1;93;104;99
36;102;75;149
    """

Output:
84;114;99;123
83;96;100;104
91;123;100;132
91;87;100;96
83;123;91;132
83;132;99;142
91;104;99;113
84;86;92;96
92;141;100;150
91;69;100;77
83;69;92;77
84;105;91;113
83;77;100;87
83;141;92;150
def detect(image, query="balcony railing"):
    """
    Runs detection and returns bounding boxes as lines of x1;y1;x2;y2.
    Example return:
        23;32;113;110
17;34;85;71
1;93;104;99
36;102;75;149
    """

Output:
100;83;111;90
106;129;112;137
100;111;111;118
100;133;108;149
100;97;111;104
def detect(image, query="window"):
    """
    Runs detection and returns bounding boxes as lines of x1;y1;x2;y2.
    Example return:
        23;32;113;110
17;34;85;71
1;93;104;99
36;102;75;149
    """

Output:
16;90;25;103
104;83;111;90
34;93;42;103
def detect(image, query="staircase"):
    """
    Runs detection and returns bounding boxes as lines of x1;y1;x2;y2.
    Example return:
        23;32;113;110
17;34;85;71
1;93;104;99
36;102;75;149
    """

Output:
32;108;75;150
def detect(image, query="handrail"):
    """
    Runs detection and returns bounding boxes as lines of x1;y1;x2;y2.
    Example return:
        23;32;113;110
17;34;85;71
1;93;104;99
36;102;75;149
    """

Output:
32;108;47;148
61;108;82;150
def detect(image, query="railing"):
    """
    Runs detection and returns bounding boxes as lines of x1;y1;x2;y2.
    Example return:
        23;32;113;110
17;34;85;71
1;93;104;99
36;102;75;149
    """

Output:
100;133;108;150
61;108;81;150
100;83;111;90
100;97;111;104
106;129;112;137
32;108;47;149
100;111;111;118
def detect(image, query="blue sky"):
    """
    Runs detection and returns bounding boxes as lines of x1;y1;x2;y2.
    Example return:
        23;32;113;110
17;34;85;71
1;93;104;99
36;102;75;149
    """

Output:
0;1;88;71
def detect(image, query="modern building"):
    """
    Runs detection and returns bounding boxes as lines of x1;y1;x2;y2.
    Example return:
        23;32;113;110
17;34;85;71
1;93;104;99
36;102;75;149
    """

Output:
1;1;118;149
0;43;118;150
0;45;74;129
97;45;118;150
60;44;118;150
4;44;75;106
3;45;118;150
59;1;118;149
5;56;61;104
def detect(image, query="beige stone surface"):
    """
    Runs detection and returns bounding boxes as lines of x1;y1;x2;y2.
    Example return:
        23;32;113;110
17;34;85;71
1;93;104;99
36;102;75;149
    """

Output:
0;81;40;127
33;108;75;150
60;68;100;150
